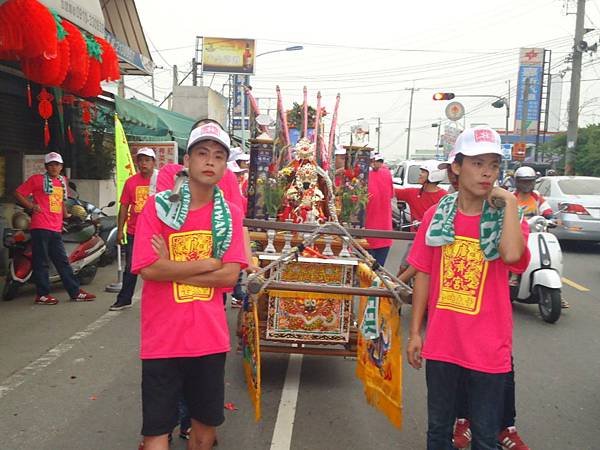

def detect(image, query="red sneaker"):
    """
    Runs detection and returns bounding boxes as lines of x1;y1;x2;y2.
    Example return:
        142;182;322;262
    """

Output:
35;295;58;305
71;289;96;302
452;418;471;449
498;426;530;450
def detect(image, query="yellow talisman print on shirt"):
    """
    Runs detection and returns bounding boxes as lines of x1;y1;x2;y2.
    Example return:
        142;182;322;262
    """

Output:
169;230;214;303
438;235;489;315
134;185;150;213
49;186;63;213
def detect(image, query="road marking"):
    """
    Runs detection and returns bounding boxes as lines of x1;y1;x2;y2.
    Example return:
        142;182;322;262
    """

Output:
270;354;303;450
561;277;590;292
0;298;138;400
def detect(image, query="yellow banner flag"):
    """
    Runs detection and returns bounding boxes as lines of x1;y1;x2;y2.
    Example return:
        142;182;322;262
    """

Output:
114;113;136;206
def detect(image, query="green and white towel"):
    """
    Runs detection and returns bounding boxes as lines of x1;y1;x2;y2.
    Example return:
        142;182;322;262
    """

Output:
155;180;232;258
425;192;507;261
43;173;67;201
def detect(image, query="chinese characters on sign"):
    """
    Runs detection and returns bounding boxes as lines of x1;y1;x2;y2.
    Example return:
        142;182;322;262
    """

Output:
129;142;177;169
514;47;544;136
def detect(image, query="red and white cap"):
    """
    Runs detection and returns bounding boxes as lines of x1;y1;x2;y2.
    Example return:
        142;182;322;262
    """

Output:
187;123;231;155
44;152;63;164
136;147;156;159
453;126;503;157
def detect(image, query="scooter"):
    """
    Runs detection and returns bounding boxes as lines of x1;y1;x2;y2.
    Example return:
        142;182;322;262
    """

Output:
67;182;117;266
2;212;106;301
510;215;563;323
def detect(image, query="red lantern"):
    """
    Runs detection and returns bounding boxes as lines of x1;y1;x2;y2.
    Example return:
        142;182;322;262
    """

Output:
76;57;102;97
0;0;57;59
96;36;120;82
61;20;89;93
37;87;54;147
22;37;70;86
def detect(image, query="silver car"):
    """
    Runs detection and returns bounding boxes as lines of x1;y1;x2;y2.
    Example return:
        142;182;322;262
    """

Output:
535;176;600;241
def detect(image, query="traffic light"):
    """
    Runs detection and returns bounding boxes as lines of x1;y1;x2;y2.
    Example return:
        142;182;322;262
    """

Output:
433;92;455;101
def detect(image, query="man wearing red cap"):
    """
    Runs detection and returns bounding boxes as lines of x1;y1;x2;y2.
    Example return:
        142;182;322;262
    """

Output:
14;152;96;305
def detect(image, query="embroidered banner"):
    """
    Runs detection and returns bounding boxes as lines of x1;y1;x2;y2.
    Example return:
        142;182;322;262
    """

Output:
242;300;261;421
356;263;403;429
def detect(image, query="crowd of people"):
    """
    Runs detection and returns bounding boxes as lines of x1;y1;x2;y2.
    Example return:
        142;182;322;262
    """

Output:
14;121;562;449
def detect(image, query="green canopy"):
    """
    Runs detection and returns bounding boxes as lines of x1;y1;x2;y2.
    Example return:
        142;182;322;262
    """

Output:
114;96;195;157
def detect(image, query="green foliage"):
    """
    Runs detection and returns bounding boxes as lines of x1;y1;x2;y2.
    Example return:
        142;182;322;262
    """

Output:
537;123;600;176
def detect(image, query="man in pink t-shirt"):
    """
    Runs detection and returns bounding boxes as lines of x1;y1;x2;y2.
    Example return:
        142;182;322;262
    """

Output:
14;152;96;305
109;147;156;311
365;153;394;266
132;121;247;450
406;127;530;449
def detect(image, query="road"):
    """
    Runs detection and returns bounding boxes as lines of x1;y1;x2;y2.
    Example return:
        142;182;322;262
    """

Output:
0;240;599;449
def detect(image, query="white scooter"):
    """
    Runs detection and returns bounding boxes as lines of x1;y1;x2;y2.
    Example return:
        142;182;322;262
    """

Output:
511;215;563;323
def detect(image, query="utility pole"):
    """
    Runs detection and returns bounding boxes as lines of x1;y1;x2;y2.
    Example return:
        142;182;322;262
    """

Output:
376;117;381;152
169;65;178;110
565;0;586;175
405;87;417;160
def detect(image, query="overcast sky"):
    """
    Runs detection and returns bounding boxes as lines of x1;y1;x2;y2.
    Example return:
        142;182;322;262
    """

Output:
124;0;600;160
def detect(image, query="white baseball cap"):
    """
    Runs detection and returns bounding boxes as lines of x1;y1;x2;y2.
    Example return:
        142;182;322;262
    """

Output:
453;126;503;157
187;123;231;155
227;161;247;173
44;152;63;164
136;147;156;159
370;152;384;161
334;144;346;156
236;152;250;162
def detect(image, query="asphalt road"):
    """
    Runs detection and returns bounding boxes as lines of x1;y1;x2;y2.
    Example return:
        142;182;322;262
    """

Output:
0;239;599;450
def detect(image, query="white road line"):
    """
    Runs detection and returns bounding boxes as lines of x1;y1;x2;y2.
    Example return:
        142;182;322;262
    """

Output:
0;300;137;400
270;354;303;450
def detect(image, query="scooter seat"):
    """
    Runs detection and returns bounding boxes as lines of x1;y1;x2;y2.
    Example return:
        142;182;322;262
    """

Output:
98;216;116;232
63;224;96;243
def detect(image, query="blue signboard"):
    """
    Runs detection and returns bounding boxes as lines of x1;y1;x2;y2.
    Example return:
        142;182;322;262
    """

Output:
501;143;513;161
514;65;543;135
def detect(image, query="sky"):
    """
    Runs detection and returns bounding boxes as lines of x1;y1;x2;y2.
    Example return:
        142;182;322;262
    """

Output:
121;0;600;161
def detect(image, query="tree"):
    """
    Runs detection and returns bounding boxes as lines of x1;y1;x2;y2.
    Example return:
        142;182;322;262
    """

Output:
538;124;600;176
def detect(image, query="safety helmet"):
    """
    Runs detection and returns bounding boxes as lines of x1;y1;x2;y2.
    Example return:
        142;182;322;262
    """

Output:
420;160;446;184
12;211;31;230
70;204;87;221
514;166;536;180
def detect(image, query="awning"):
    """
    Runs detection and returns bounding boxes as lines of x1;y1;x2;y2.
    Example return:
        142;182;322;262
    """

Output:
101;0;155;75
115;96;194;153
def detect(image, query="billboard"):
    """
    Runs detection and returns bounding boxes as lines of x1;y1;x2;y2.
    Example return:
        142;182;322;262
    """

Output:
202;37;255;74
514;48;544;136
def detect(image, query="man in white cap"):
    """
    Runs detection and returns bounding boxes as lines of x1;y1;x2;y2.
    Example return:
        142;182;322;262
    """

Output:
406;126;530;450
131;119;247;450
14;152;96;304
109;147;157;311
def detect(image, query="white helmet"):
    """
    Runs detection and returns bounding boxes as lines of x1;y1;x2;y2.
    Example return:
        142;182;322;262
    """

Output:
420;160;446;184
514;166;536;180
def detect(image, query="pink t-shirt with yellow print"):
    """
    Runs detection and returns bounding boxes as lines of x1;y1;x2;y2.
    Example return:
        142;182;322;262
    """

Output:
16;174;67;232
131;198;247;359
408;206;530;374
120;173;152;234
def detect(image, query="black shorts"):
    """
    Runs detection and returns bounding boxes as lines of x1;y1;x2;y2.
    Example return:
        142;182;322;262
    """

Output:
141;353;226;436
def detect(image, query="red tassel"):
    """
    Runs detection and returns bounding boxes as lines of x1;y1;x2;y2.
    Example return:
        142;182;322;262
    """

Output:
43;120;50;147
84;129;90;146
26;82;32;107
67;124;74;144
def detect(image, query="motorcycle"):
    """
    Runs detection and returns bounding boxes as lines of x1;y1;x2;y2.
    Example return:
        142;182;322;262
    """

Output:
2;211;106;301
392;199;411;231
67;182;117;267
510;215;563;323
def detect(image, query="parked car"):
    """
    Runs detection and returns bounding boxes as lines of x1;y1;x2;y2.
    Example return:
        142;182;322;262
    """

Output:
535;176;600;241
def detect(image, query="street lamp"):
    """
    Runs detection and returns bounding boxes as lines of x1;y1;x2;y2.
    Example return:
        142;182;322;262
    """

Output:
256;45;304;59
